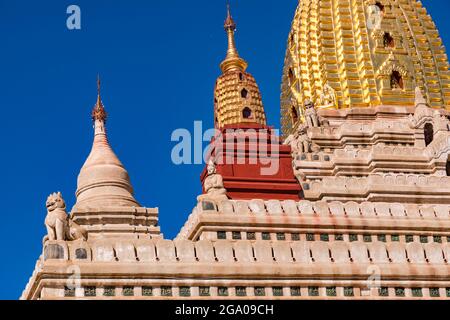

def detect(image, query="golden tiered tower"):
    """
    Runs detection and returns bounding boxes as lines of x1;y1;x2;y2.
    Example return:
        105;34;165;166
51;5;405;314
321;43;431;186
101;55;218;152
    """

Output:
281;0;450;137
214;6;267;129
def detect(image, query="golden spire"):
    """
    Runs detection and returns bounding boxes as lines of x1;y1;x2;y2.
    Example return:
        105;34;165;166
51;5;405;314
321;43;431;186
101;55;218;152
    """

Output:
214;4;267;129
92;75;107;122
220;4;248;73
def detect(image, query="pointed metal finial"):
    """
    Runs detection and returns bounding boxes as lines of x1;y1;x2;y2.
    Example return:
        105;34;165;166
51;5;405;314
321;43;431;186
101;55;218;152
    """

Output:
97;74;101;97
224;2;236;31
92;75;107;122
220;2;248;73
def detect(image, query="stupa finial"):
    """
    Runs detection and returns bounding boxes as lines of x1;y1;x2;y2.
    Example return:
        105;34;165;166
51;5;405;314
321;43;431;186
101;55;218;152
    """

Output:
220;3;248;73
224;3;236;31
92;75;107;122
97;74;101;97
75;75;139;211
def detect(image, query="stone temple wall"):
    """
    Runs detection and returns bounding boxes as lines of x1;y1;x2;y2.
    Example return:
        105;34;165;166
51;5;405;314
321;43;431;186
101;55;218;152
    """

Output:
22;237;450;300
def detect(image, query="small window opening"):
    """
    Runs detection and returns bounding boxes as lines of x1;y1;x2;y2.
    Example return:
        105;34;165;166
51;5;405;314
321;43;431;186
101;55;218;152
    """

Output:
383;33;395;48
291;105;298;124
242;107;253;119
424;123;434;146
390;71;404;90
241;88;248;99
288;69;294;85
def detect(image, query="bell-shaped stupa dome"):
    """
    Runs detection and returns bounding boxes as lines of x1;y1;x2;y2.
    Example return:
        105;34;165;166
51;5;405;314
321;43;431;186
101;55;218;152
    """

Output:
73;77;140;210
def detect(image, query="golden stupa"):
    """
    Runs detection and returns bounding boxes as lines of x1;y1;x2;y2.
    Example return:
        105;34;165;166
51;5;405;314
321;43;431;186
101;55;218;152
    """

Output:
281;0;450;136
214;6;267;129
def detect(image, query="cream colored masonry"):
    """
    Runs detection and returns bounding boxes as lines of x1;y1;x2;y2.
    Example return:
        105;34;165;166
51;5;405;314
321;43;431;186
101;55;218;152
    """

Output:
298;106;448;149
176;199;450;241
70;206;161;240
304;174;450;202
289;103;450;202
21;237;450;300
295;135;450;177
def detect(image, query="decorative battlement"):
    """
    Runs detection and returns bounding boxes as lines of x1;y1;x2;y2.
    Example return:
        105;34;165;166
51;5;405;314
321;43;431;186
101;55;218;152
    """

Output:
308;123;414;150
22;238;450;300
286;99;450;204
176;199;450;241
36;238;450;266
287;105;449;151
306;174;450;203
294;144;447;178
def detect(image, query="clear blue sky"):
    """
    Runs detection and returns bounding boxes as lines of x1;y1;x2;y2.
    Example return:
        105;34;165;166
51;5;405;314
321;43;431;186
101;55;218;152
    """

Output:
0;0;448;300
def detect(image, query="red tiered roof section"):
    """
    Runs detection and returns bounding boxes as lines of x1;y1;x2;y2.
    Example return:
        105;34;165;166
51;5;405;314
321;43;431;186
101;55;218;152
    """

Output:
201;124;301;200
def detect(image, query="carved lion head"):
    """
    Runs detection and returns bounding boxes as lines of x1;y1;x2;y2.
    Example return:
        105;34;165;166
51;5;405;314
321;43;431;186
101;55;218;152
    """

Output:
304;99;314;110
46;192;66;212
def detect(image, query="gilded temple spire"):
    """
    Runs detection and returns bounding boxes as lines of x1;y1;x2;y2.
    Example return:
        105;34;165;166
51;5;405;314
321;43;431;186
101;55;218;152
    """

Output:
214;5;267;128
220;4;248;73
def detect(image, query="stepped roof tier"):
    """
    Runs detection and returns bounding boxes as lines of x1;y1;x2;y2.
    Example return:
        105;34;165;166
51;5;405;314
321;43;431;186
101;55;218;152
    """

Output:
281;0;450;138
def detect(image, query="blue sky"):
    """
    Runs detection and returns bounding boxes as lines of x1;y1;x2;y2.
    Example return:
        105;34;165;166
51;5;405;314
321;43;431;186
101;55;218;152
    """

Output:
0;0;448;300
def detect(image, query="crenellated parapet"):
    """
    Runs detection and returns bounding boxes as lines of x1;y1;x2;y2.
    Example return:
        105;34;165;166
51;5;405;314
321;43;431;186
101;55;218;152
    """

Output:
21;238;450;300
305;114;416;149
294;140;450;179
285;106;418;154
306;174;450;203
286;97;450;201
176;199;450;242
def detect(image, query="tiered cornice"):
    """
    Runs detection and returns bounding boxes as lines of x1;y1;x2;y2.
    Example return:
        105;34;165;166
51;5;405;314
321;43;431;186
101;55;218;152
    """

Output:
286;90;450;203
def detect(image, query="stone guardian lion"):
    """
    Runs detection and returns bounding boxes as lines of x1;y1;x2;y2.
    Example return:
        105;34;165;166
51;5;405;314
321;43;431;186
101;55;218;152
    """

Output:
44;192;86;242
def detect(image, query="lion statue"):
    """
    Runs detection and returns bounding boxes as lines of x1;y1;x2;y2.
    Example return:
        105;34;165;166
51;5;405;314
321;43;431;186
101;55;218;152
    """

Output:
44;192;86;243
304;99;320;128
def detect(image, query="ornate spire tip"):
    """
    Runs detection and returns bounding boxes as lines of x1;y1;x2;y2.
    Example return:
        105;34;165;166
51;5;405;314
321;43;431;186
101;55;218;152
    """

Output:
224;3;236;31
92;75;107;122
220;3;248;73
97;74;101;97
